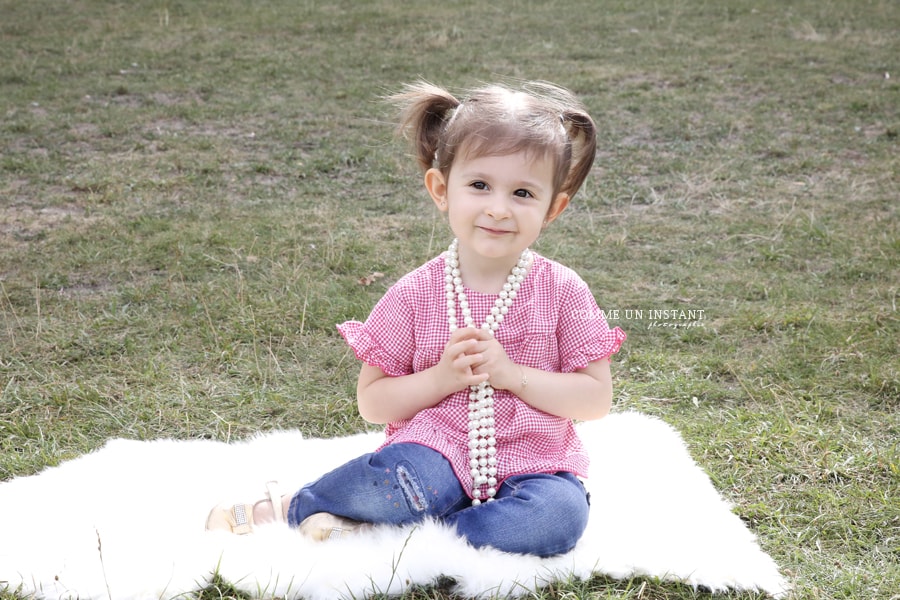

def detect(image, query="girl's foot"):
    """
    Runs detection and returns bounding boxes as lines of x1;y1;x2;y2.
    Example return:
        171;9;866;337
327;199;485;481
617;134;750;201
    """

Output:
205;481;286;534
298;512;371;541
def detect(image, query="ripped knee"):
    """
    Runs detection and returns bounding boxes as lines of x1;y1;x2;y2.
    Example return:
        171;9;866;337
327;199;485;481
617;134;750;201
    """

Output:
396;463;428;512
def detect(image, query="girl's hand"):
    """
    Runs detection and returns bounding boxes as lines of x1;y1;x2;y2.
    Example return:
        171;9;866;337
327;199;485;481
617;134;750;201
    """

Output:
436;328;492;391
465;328;520;391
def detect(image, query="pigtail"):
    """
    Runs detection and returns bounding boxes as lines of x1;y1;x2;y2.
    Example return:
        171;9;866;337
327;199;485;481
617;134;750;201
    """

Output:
560;108;597;198
520;81;598;199
388;81;461;173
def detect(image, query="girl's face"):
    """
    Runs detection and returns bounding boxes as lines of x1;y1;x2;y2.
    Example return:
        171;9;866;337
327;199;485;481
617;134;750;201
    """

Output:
425;150;569;273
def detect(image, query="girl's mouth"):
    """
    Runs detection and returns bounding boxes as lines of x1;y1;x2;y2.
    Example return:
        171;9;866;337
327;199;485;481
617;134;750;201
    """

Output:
478;226;513;235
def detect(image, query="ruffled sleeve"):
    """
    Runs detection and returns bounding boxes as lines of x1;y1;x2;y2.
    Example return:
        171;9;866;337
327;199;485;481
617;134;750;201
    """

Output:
336;267;426;378
560;325;626;372
553;266;626;373
336;320;412;377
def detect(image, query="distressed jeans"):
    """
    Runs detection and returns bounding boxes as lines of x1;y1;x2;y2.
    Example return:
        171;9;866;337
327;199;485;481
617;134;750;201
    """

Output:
286;442;590;557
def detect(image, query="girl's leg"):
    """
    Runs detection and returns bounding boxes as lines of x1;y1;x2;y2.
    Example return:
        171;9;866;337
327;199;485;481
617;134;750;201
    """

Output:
443;472;590;557
287;442;470;527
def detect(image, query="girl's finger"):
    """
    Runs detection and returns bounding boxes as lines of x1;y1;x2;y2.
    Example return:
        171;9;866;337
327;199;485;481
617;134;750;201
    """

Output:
447;338;479;357
453;352;483;370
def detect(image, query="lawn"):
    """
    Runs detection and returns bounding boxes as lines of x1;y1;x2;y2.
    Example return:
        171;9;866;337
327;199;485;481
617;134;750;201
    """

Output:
1;0;898;598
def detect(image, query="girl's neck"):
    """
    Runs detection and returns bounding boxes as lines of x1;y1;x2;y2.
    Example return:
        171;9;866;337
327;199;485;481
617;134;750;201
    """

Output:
453;244;531;294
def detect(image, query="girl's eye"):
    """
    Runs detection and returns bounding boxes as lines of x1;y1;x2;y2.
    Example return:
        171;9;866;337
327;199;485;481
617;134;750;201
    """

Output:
513;189;533;198
471;181;488;190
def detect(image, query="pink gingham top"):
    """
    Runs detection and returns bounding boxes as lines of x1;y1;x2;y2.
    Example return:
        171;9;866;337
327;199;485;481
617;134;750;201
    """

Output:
337;252;626;497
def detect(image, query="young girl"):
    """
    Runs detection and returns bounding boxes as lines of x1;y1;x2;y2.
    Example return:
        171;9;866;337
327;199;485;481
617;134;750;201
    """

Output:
207;80;626;557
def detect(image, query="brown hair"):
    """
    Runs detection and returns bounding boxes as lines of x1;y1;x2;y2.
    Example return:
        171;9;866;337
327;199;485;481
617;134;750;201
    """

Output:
389;80;597;200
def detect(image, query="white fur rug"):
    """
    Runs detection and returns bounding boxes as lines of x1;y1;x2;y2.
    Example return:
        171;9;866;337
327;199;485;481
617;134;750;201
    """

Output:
0;412;788;599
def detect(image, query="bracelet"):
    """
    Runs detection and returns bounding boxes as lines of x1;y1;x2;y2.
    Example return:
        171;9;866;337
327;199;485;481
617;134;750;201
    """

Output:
519;366;528;391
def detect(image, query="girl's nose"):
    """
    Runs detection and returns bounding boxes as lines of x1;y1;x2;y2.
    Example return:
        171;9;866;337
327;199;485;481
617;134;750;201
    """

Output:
485;196;511;220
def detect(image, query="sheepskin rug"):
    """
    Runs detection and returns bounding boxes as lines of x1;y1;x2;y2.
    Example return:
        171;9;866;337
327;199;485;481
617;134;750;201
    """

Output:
0;412;788;599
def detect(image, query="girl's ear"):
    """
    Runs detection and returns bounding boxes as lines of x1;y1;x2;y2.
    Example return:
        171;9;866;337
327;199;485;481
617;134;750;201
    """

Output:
544;192;570;226
424;168;448;211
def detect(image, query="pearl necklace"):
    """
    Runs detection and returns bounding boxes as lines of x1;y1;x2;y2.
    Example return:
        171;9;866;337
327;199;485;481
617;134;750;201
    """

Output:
444;238;531;505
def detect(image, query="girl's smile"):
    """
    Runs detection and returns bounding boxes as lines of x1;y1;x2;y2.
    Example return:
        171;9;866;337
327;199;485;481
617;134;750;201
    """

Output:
478;226;513;235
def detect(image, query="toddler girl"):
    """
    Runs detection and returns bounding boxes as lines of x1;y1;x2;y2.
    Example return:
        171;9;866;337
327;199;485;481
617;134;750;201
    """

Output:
207;80;625;557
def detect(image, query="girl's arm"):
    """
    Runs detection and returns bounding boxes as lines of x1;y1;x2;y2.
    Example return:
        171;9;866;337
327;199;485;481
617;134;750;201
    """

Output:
356;328;490;424
467;328;613;421
513;359;613;421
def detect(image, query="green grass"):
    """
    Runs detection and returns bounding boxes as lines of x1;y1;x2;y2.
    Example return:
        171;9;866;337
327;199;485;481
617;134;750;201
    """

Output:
1;0;898;598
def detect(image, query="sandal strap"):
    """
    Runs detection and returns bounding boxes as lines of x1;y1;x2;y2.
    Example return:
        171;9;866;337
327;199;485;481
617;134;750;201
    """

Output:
265;480;285;524
229;502;254;535
232;503;250;527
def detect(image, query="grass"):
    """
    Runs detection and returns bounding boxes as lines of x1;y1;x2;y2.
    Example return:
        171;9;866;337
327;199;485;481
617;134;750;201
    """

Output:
1;0;898;598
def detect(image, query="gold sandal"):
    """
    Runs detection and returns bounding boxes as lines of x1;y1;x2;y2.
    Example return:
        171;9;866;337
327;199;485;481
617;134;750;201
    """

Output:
205;481;284;534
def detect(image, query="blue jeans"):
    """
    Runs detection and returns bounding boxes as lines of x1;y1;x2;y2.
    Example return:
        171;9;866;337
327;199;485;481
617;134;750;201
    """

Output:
286;442;590;557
